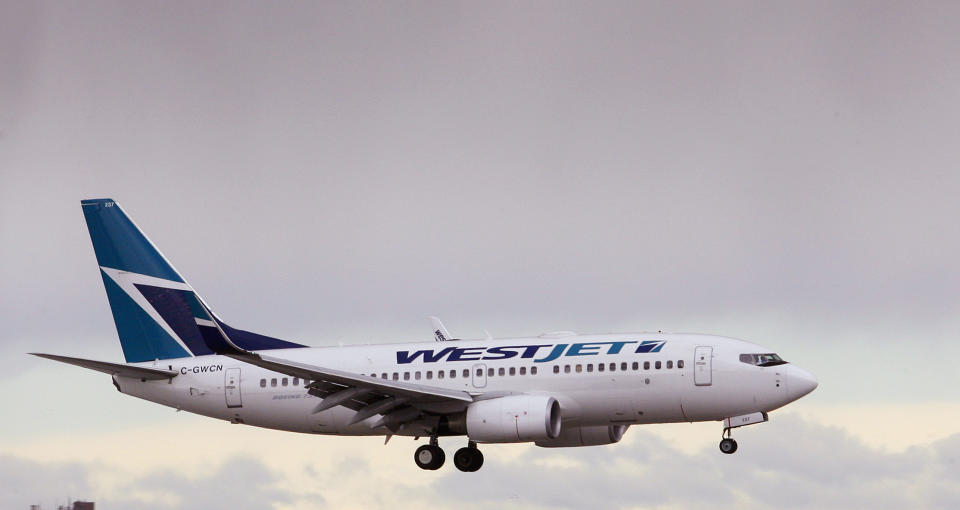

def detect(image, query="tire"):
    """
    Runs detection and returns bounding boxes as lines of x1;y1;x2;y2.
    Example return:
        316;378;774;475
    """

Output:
719;438;738;454
429;446;446;470
415;445;445;470
453;446;484;472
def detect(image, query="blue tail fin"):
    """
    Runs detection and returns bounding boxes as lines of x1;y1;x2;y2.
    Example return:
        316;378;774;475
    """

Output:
81;199;305;362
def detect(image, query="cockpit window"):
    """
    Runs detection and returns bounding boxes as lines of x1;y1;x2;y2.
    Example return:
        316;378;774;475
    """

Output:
739;353;787;367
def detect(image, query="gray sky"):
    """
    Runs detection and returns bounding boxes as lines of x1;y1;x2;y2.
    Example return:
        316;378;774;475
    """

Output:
1;1;959;508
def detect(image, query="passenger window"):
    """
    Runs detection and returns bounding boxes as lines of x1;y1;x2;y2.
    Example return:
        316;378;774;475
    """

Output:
531;366;538;375
403;372;410;380
621;362;627;371
259;379;266;388
392;373;399;380
293;377;299;386
598;363;605;372
655;361;662;370
498;367;505;376
553;365;560;374
509;367;516;376
451;369;457;379
609;362;616;371
587;364;593;372
381;373;387;379
282;378;288;387
632;362;639;370
437;370;444;379
426;371;433;380
488;368;494;377
667;360;673;369
463;369;469;378
644;361;650;370
271;378;277;387
678;360;684;369
576;364;582;373
415;371;421;380
519;367;526;375
476;368;482;377
564;365;571;373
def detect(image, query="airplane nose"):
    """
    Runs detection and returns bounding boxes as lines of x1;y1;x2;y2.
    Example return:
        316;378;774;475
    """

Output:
787;365;818;400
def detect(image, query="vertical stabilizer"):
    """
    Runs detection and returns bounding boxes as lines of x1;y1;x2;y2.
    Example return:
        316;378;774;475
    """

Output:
81;199;304;362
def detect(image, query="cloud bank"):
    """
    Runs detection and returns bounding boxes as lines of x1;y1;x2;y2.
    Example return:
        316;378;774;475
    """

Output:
3;416;957;510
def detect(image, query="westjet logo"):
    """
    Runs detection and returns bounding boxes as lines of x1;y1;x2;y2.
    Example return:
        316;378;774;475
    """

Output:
396;340;665;364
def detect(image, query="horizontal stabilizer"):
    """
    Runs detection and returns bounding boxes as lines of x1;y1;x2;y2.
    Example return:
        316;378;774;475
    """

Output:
31;353;178;380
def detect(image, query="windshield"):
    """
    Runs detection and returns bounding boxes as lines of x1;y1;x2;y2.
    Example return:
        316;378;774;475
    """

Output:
739;353;787;367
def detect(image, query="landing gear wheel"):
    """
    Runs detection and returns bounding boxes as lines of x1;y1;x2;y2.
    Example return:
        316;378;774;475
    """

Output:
414;444;445;470
453;446;484;472
719;438;738;454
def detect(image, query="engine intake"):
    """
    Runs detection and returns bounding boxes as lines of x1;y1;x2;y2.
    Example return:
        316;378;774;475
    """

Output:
466;395;562;443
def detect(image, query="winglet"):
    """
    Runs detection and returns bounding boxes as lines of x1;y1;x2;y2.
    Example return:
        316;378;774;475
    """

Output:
429;316;453;342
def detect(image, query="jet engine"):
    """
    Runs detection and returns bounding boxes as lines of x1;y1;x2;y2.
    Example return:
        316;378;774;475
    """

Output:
535;424;628;447
465;395;562;443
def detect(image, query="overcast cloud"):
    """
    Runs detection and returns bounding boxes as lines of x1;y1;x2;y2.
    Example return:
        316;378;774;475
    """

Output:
1;1;958;508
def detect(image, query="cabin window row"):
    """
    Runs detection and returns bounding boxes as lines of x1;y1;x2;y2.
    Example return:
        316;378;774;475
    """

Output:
551;359;684;374
363;366;542;381
361;359;684;382
259;359;685;388
259;377;311;388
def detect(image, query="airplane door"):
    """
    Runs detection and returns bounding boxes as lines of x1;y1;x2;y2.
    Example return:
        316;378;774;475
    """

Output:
472;363;487;389
225;367;243;408
694;346;712;386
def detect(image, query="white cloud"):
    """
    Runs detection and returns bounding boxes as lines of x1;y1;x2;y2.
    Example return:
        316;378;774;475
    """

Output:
2;414;957;510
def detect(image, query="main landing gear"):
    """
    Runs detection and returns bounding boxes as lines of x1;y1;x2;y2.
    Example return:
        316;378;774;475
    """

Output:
414;437;445;470
453;441;484;472
413;438;484;472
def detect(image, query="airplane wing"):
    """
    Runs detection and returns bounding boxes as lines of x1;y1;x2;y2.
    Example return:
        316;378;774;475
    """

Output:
197;310;474;432
31;353;178;380
226;350;473;432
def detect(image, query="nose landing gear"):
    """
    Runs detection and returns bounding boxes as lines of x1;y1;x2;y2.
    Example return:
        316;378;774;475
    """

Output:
718;411;768;454
719;422;739;454
719;436;738;454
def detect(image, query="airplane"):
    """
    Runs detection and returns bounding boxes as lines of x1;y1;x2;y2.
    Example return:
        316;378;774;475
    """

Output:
34;198;819;472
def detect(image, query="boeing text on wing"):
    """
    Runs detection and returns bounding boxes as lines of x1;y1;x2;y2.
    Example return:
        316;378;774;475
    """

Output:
33;199;818;472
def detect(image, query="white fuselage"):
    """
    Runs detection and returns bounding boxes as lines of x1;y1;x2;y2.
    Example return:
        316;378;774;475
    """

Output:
114;332;816;439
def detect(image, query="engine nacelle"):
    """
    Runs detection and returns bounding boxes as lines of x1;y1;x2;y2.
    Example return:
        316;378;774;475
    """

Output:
466;394;562;443
535;425;628;448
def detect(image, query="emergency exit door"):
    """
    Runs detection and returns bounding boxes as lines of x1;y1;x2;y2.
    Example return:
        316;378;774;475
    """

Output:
472;363;487;388
225;367;243;408
694;346;712;386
